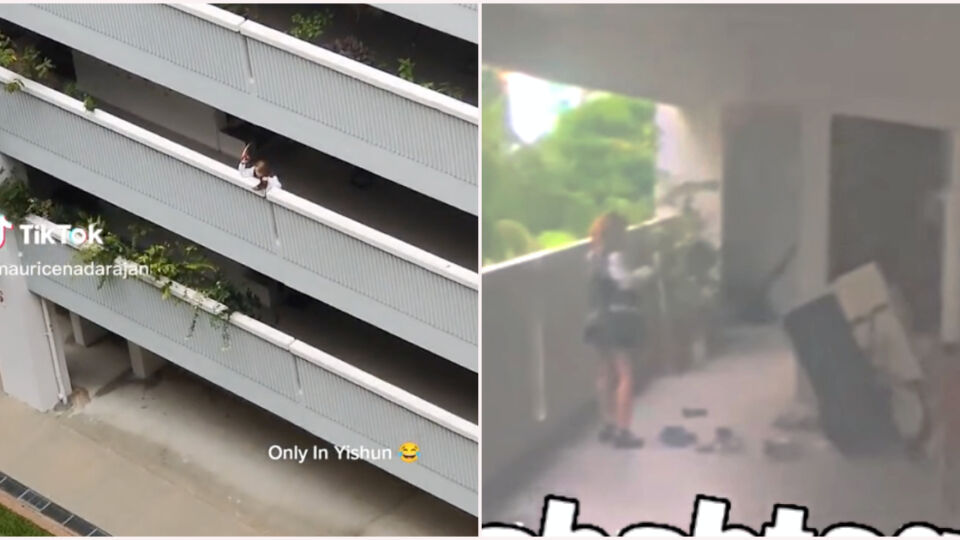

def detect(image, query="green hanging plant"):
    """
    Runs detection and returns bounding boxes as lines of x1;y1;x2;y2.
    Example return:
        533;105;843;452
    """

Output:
0;32;56;86
5;180;262;350
3;79;23;93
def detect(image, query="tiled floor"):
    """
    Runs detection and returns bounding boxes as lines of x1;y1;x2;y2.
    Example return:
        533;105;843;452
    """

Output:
485;325;955;534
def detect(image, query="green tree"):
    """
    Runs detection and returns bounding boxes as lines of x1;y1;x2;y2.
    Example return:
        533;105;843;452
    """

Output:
482;67;658;265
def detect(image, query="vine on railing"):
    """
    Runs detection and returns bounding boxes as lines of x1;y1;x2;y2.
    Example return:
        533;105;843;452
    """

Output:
0;32;54;93
0;31;97;110
396;57;465;100
63;82;97;112
0;179;261;349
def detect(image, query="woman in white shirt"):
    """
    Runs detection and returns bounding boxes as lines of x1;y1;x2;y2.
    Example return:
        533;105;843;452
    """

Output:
239;144;282;193
583;212;655;449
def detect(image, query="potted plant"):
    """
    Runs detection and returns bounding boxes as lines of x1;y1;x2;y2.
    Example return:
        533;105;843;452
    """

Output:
651;203;720;373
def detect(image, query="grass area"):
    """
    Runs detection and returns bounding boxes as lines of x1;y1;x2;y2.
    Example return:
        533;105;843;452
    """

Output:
0;502;49;536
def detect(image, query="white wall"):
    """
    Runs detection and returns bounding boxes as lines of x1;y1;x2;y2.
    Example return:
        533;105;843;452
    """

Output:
944;133;960;344
657;105;722;184
656;104;723;245
0;156;69;411
72;51;226;153
721;105;827;315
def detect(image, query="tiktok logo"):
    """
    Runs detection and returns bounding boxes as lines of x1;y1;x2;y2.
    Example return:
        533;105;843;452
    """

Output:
0;219;103;248
0;215;13;249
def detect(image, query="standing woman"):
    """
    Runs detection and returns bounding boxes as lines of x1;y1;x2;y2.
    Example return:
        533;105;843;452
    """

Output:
583;212;654;449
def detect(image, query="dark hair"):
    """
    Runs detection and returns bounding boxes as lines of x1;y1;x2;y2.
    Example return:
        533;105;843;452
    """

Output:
589;211;628;254
253;160;272;179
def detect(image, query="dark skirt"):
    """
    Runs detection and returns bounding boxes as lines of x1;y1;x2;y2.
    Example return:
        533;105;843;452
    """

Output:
584;308;644;349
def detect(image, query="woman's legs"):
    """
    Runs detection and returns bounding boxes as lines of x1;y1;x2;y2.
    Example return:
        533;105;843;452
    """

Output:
595;348;617;429
612;350;635;430
595;345;643;448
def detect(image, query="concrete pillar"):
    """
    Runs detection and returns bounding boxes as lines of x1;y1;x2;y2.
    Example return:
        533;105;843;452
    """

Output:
0;155;70;410
70;312;109;347
792;109;831;412
245;271;281;325
794;109;832;306
655;104;724;245
723;107;829;413
127;341;166;380
721;104;810;315
942;131;960;345
43;299;72;398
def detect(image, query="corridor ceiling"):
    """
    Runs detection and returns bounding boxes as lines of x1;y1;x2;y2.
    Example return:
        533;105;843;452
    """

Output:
483;5;960;127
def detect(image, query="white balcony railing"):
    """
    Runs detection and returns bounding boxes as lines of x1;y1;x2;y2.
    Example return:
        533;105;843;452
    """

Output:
19;215;478;514
482;217;676;483
0;3;478;214
0;68;477;371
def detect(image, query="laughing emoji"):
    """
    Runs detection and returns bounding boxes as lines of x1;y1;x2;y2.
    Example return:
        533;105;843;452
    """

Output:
399;442;420;463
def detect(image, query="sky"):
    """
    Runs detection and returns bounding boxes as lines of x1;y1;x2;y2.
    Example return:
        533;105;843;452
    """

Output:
502;71;585;144
500;70;677;176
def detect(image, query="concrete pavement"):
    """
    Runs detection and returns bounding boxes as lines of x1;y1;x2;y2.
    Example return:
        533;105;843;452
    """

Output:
0;393;260;536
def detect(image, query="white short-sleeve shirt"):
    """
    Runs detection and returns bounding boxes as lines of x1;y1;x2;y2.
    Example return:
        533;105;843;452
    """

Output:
238;161;282;193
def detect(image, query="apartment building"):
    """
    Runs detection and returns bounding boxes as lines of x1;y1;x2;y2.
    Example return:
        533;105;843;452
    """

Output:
0;3;478;533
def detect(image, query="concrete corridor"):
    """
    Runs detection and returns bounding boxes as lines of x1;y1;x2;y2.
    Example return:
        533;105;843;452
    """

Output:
0;310;474;536
485;325;956;534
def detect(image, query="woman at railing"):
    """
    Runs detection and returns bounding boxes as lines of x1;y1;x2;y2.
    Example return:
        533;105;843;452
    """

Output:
239;143;282;193
583;211;655;449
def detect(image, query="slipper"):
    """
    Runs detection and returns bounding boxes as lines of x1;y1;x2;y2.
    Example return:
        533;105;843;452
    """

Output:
660;425;698;448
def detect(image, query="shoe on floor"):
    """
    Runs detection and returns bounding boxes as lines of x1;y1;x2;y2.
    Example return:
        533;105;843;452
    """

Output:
660;425;698;448
613;430;645;449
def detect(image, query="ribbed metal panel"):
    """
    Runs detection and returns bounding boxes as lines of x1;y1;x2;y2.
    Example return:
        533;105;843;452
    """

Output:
0;90;276;252
108;285;301;401
22;242;300;399
22;242;475;495
0;3;477;211
297;357;477;490
246;40;477;186
274;207;478;344
35;4;248;91
0;87;476;359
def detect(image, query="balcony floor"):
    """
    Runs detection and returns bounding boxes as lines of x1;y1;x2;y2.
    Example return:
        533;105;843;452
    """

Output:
96;102;478;271
7;310;475;536
483;325;956;534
